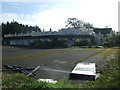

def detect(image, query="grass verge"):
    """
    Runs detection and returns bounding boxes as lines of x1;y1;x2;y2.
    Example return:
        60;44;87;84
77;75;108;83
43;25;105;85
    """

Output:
80;49;119;88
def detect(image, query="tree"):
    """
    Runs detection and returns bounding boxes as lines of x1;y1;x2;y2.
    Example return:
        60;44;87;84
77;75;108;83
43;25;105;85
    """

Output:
102;31;120;47
1;21;41;36
52;38;67;48
50;28;52;32
83;22;94;29
65;18;83;29
65;18;95;29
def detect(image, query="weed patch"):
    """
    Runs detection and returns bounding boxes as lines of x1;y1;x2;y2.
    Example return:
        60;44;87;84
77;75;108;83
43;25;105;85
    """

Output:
102;49;116;59
2;73;37;88
81;49;119;88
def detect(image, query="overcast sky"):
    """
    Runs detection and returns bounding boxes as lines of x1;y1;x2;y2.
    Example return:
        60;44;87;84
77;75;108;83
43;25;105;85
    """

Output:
1;0;119;31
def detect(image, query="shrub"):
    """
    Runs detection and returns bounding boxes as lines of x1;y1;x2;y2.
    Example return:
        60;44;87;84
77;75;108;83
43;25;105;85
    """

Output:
75;40;90;46
102;42;110;47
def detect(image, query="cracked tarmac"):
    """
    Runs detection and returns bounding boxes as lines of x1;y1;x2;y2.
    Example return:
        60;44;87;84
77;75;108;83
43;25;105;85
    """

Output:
2;46;116;81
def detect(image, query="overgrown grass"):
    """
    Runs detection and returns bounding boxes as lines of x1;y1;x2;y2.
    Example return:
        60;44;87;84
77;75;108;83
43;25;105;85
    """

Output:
21;80;79;88
102;49;116;59
2;73;37;88
80;49;119;88
2;73;80;88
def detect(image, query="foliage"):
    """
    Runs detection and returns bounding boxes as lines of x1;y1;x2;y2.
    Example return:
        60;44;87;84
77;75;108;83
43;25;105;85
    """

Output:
34;40;42;48
116;34;120;46
102;41;110;47
21;80;79;88
1;21;41;37
75;40;90;46
65;18;83;29
83;22;94;29
2;73;79;88
30;39;67;49
104;31;120;47
2;73;37;88
21;82;54;88
51;38;67;48
65;18;94;29
81;49;119;88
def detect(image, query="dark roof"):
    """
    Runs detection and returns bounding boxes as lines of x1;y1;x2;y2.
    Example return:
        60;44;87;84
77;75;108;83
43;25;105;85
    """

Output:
93;28;112;34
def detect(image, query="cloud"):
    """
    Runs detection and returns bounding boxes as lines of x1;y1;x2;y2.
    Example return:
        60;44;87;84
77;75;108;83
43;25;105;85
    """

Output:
36;4;48;8
2;0;77;2
2;13;35;26
31;8;74;30
1;0;119;31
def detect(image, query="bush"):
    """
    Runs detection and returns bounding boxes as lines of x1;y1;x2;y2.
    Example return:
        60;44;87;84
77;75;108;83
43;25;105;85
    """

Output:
34;40;42;48
51;39;67;48
102;42;110;47
75;40;90;46
29;39;67;49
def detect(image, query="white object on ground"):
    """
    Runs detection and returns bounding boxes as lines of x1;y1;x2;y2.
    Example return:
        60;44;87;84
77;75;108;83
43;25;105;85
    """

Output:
37;78;57;84
71;62;96;76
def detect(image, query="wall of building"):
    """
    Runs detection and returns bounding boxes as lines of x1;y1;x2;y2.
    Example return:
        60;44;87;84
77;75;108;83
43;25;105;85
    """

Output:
3;28;112;46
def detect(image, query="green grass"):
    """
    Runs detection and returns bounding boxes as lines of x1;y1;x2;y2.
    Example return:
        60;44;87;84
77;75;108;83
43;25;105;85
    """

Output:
80;49;119;88
2;73;37;88
2;73;79;88
21;80;79;88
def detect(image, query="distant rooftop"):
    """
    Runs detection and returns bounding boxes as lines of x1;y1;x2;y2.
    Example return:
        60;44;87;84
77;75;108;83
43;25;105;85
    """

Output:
93;28;112;34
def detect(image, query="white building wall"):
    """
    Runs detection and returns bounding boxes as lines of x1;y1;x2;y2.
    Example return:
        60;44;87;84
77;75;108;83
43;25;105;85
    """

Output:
4;27;95;37
10;40;30;45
